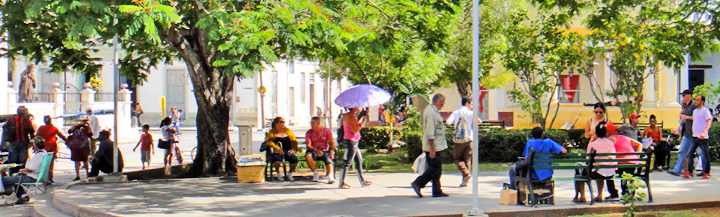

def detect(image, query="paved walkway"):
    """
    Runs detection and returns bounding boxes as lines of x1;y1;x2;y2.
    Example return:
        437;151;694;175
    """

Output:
49;168;720;216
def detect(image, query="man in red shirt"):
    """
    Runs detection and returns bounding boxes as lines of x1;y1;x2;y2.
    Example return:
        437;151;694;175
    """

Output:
36;115;67;183
305;117;336;183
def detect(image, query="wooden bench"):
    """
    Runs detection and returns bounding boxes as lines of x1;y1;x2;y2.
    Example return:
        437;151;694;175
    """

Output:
637;121;663;130
516;148;653;206
480;120;506;129
262;136;337;181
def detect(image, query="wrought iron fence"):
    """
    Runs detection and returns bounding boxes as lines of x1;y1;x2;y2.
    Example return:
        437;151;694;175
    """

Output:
64;93;82;114
95;92;122;102
18;92;53;103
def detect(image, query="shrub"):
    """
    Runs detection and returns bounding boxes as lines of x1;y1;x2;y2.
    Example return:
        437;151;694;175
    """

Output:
358;127;401;152
708;122;720;162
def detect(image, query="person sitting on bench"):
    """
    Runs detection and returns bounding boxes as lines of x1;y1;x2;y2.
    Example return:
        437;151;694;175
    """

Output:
508;127;567;190
575;122;617;203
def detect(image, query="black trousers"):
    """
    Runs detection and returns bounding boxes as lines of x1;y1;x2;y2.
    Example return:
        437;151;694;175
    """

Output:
652;142;670;168
88;159;122;177
606;167;638;197
412;151;443;195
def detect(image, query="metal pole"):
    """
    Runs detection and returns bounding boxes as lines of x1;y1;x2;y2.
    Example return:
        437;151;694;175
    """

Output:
112;33;119;174
467;0;485;215
259;72;265;130
328;60;332;130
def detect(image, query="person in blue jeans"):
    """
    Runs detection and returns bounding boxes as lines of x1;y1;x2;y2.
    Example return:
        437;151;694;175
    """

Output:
669;89;696;176
508;127;567;190
683;95;712;179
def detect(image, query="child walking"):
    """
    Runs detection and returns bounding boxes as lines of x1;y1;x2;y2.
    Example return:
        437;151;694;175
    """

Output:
133;125;155;169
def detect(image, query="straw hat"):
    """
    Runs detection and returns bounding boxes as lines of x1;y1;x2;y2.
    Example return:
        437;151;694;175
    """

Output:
77;115;89;121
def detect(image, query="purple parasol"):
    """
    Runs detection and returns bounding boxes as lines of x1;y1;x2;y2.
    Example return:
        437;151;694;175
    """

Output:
334;84;392;108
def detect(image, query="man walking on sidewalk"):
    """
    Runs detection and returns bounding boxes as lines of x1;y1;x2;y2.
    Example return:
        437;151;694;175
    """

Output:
669;89;696;176
446;97;482;187
683;95;712;179
411;94;449;198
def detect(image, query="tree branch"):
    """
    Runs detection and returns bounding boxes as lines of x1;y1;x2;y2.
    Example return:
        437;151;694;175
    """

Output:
345;50;372;84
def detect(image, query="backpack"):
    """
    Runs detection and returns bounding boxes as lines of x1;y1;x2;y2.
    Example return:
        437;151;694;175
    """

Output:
337;125;344;144
452;111;472;143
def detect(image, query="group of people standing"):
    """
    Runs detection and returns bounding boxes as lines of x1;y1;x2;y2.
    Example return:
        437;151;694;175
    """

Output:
1;106;123;204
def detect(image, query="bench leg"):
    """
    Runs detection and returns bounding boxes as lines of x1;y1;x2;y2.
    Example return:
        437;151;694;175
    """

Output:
645;178;653;203
587;180;595;205
528;181;536;207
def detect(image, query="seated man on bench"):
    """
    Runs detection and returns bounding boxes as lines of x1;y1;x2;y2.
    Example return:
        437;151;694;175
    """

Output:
508;127;567;190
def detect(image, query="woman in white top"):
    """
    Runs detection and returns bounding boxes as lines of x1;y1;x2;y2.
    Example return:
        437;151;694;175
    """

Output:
585;102;611;138
160;117;176;167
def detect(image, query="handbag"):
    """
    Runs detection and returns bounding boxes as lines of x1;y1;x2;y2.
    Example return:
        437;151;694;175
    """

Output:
158;139;171;149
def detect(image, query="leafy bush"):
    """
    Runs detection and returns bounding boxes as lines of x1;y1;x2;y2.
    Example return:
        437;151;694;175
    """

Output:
358;127;401;153
401;122;720;164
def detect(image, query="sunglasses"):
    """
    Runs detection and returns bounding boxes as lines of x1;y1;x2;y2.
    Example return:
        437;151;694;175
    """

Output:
594;111;604;114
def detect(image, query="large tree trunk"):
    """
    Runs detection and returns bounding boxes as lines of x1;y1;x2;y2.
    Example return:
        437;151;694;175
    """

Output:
456;81;471;99
164;25;237;177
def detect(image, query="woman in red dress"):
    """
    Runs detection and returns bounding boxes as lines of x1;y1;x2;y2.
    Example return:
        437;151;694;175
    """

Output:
36;115;67;183
68;115;93;181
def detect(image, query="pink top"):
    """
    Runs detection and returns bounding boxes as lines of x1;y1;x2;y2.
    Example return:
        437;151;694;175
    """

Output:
343;120;361;141
611;135;639;164
587;137;617;177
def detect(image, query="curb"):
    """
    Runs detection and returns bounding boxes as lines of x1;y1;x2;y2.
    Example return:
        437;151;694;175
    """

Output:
482;200;720;217
52;190;120;217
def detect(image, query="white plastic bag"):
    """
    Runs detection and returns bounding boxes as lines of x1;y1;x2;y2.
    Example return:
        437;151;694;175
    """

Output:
0;176;4;193
642;137;653;149
412;153;428;174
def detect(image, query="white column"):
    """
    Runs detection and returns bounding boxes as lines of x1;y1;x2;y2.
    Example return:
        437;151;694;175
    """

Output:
487;89;499;120
50;83;65;122
119;86;133;137
642;73;656;107
80;84;96;111
680;54;690;92
659;66;681;107
0;58;8;114
7;82;17;113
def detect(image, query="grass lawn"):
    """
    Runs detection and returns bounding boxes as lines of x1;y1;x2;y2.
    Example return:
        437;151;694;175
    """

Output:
569;208;720;217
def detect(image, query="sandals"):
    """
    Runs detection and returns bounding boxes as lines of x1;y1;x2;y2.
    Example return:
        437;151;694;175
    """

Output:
339;183;351;189
361;180;373;187
572;197;587;203
593;197;603;203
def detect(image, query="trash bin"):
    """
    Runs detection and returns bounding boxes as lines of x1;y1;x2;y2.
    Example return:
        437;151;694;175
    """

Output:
236;154;265;183
236;165;265;183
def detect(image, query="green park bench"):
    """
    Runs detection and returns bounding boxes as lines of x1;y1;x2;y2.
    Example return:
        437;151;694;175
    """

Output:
515;148;653;207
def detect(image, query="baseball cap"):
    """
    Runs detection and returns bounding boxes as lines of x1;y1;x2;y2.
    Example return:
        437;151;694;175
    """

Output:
680;89;693;95
628;114;640;119
606;123;618;133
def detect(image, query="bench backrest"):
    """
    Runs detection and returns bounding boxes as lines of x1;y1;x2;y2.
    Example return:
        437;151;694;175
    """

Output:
529;148;651;178
34;152;54;183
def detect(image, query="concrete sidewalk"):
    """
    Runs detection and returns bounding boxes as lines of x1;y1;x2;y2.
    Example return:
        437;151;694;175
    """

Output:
44;168;720;217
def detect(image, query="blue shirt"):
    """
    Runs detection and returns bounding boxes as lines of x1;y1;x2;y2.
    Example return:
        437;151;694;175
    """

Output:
523;138;565;180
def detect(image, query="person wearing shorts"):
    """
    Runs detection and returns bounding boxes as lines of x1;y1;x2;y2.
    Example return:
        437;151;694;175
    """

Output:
305;117;336;183
133;125;154;169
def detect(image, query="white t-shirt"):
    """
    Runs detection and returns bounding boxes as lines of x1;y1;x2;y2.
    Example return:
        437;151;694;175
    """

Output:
692;107;712;138
89;115;101;138
161;125;174;141
24;151;47;179
446;106;481;140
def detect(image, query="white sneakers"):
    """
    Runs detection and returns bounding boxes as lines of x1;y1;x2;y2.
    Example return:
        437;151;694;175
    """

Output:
328;175;336;184
313;172;320;182
276;172;284;181
287;172;294;181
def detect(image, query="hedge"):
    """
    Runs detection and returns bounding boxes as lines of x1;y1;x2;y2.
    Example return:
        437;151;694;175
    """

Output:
403;122;720;164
